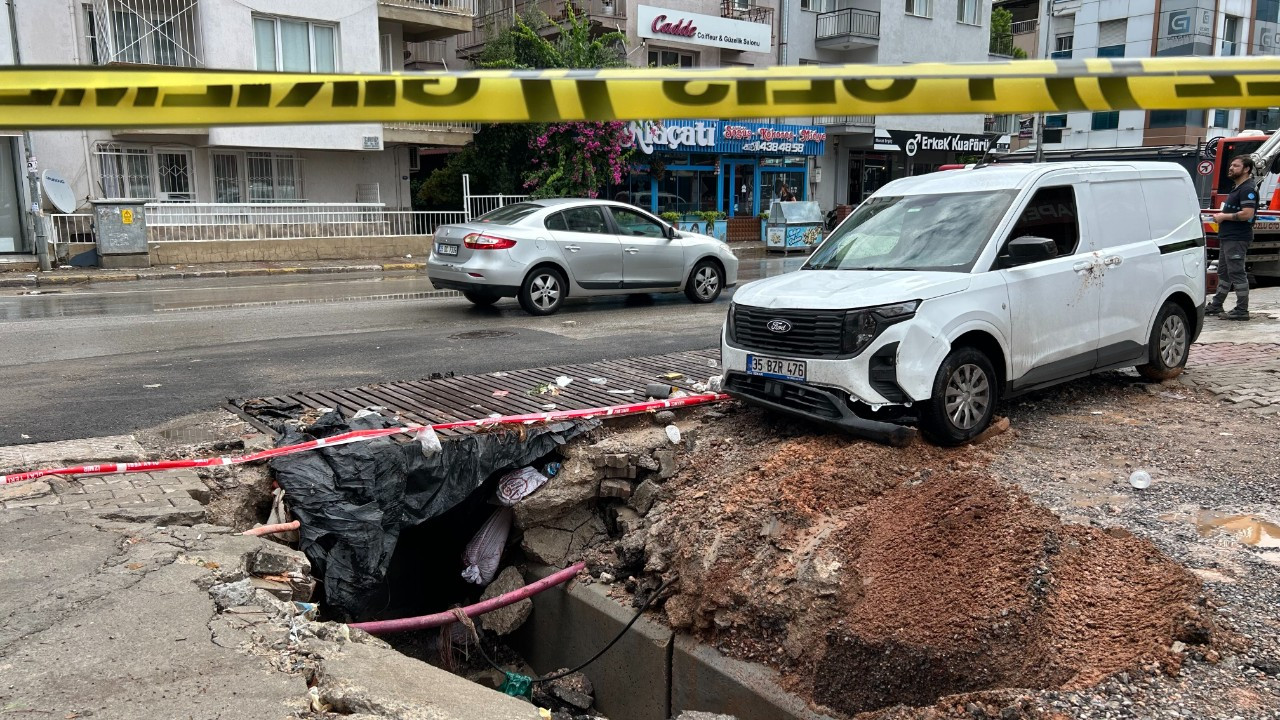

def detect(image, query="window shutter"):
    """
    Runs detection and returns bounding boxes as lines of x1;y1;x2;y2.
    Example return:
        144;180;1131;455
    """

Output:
1098;19;1126;48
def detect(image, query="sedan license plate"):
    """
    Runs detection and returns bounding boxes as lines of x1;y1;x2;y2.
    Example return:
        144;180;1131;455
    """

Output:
436;243;459;256
746;355;806;382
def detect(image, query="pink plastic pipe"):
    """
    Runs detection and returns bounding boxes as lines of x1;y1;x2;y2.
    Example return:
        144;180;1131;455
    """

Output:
350;561;587;635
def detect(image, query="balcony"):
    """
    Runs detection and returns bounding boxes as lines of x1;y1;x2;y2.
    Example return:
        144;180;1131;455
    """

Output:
815;8;880;50
383;121;479;146
405;40;447;69
984;114;1017;135
815;115;876;131
990;33;1015;57
379;0;475;42
720;0;774;35
458;0;625;55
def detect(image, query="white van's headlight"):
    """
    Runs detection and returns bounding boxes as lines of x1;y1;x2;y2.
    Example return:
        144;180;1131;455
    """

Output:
841;300;921;356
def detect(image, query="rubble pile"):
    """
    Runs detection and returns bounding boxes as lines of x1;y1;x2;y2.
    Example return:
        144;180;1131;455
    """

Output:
546;405;1223;717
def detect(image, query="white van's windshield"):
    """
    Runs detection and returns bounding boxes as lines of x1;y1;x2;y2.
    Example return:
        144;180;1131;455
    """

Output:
805;190;1018;273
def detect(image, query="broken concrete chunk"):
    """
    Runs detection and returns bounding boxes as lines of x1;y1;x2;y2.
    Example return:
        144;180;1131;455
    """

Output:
654;450;678;480
635;453;660;472
248;545;312;577
613;506;645;536
478;566;532;636
209;578;255;610
289;574;317;603
676;712;738;720
603;453;630;469
599;479;634;499
629;480;660;516
249;576;294;602
522;527;574;566
603;463;638;480
513;454;598;528
653;410;676;425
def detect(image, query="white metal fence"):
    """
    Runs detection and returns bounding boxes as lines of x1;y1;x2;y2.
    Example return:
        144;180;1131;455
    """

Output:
385;121;481;133
51;214;96;245
461;174;530;221
381;0;476;16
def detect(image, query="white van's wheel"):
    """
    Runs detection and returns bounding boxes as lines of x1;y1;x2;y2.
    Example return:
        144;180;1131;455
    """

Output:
921;347;998;446
1137;302;1189;381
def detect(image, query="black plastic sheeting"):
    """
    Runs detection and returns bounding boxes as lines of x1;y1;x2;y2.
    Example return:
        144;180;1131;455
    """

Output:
269;411;597;621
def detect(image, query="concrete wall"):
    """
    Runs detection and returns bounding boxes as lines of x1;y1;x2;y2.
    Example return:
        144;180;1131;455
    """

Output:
147;235;433;264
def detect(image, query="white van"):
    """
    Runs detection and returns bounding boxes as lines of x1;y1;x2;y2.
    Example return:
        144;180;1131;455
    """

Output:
721;162;1206;446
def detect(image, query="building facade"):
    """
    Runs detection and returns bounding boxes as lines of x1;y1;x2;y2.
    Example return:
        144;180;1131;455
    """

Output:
996;0;1275;153
3;0;478;235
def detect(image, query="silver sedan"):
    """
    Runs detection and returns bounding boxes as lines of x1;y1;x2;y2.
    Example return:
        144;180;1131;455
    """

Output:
427;199;740;315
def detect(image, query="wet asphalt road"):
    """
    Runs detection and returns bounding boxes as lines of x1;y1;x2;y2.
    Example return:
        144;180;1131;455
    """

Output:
0;257;804;445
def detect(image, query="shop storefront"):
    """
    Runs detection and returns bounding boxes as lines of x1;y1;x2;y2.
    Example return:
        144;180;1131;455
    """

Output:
843;129;995;205
614;119;827;219
0;136;26;254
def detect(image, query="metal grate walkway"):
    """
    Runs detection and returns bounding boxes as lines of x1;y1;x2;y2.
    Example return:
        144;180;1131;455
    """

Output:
235;349;722;436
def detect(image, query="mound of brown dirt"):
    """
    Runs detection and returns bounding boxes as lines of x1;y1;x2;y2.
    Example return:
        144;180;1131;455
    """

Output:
641;410;1214;717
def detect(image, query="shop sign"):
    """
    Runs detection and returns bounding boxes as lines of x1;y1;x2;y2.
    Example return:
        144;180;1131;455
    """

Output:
886;130;996;157
622;119;825;156
637;5;772;53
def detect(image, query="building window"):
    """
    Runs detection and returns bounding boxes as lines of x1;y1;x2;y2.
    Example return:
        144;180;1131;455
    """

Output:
957;0;979;25
90;1;201;67
1097;19;1125;57
1212;109;1229;128
803;0;854;10
380;33;393;72
254;16;338;72
1150;110;1195;128
213;151;303;202
1222;16;1240;55
96;144;154;199
1091;111;1120;130
648;48;695;67
1045;114;1067;129
1051;34;1073;59
83;4;101;65
905;0;931;18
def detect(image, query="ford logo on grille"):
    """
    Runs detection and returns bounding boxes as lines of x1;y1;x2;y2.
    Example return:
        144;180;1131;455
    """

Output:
767;319;792;334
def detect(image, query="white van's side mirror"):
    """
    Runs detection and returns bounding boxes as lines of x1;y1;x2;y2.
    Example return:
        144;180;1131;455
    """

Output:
1002;236;1058;268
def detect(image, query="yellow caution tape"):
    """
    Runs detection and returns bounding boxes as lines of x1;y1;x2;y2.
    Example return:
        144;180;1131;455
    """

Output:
3;57;1280;128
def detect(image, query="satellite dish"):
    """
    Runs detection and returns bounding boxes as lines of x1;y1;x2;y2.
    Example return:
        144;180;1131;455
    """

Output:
42;171;77;214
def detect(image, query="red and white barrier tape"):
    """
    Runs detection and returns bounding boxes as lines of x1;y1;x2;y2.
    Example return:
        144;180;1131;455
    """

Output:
1;393;729;485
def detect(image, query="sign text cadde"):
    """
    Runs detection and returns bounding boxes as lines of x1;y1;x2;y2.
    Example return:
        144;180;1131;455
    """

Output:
636;5;772;53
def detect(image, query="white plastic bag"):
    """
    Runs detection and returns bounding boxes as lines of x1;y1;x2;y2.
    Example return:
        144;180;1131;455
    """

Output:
415;426;443;456
461;507;512;585
495;466;550;506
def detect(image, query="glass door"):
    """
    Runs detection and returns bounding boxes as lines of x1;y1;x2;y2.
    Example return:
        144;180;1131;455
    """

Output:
156;149;195;201
0;140;24;253
720;160;757;217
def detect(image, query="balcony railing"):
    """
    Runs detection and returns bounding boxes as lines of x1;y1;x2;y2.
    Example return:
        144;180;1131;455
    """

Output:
385;121;481;133
984;114;1017;134
814;115;876;127
720;0;774;28
990;33;1015;56
815;8;880;42
1010;19;1037;35
458;0;623;51
405;39;448;66
380;0;476;17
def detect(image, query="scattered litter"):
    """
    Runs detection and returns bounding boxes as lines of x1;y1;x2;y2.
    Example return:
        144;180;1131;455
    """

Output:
665;425;682;444
562;320;577;327
415;426;443;456
488;413;502;419
293;601;319;621
646;383;673;399
1220;432;1234;436
353;406;388;419
491;371;510;377
670;389;690;399
462;507;513;585
707;359;719;367
1090;411;1104;415
692;382;710;393
21;434;30;439
541;404;557;411
495;465;553;505
469;404;485;410
1129;470;1152;490
607;389;636;395
492;390;510;397
1159;391;1187;400
661;372;684;380
588;377;608;385
317;407;335;413
529;383;560;396
709;375;724;392
555;376;573;388
144;384;162;388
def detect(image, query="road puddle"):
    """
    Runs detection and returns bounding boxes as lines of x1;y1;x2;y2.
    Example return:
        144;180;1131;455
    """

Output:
1195;512;1280;548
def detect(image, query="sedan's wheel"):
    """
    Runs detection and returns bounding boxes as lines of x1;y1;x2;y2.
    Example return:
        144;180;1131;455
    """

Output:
462;291;500;307
920;346;999;446
519;267;567;316
1137;302;1190;381
684;260;724;304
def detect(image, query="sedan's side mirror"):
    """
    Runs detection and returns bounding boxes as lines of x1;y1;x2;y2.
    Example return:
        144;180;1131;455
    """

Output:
665;225;678;240
1000;235;1058;268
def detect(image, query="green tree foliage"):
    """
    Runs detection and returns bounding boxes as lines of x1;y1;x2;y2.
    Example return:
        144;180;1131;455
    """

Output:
415;7;629;209
989;8;1027;58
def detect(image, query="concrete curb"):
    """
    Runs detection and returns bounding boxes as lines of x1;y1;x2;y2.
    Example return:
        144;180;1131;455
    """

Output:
0;262;429;288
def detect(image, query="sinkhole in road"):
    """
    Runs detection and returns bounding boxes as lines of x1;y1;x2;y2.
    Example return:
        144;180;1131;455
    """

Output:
448;330;517;340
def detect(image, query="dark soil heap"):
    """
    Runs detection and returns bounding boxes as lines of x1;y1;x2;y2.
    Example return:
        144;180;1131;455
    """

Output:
641;413;1217;717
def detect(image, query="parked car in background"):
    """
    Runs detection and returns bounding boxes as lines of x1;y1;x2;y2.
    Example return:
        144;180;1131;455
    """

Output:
722;162;1206;445
428;199;739;316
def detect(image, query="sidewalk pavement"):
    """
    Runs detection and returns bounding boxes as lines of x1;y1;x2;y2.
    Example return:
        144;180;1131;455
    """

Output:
0;244;774;289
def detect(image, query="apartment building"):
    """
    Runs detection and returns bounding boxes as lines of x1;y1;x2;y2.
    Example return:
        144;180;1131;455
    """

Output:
3;0;477;232
996;0;1274;152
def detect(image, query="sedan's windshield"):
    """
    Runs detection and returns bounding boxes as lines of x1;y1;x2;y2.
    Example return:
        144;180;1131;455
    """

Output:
476;203;543;225
805;190;1018;272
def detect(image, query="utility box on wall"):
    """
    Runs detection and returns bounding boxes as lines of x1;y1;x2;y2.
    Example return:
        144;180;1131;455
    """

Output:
92;200;150;269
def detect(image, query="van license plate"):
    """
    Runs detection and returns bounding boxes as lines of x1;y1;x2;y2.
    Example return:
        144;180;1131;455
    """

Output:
436;243;459;256
746;355;806;382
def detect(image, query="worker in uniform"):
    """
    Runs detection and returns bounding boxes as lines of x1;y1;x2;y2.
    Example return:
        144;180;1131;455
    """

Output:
1209;155;1258;321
